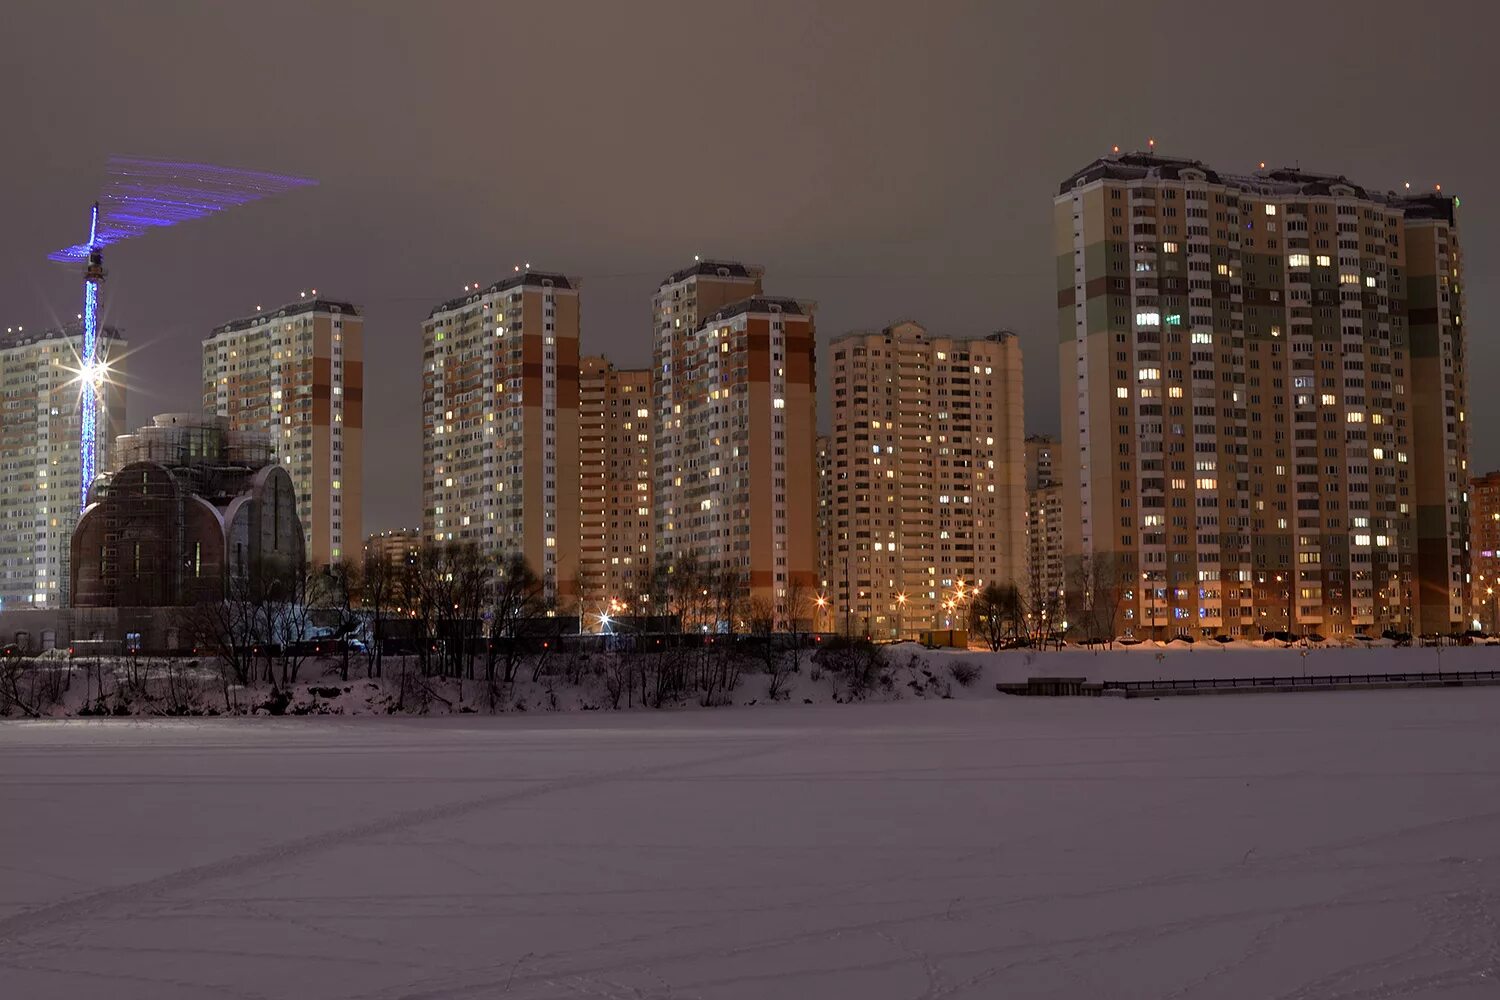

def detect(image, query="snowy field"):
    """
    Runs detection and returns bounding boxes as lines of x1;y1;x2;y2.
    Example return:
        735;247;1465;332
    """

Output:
3;692;1500;998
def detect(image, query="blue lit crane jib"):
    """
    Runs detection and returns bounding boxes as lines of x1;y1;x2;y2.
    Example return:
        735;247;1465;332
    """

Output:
54;158;316;512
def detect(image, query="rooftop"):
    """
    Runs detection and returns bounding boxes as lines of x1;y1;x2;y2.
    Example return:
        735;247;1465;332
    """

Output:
426;271;577;319
209;297;361;337
661;259;764;286
0;322;124;351
1059;150;1457;216
702;296;811;324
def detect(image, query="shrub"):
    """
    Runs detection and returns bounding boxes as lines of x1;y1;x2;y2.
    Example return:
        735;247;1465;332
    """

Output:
948;661;981;688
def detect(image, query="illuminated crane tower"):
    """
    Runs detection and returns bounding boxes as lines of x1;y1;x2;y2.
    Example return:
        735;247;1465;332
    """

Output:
49;157;316;511
76;203;107;509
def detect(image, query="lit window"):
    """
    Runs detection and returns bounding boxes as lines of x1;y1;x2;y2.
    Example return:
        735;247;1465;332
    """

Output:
1265;205;1277;216
1288;254;1310;268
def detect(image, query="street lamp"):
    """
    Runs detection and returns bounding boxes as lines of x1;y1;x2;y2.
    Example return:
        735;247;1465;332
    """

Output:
895;592;907;642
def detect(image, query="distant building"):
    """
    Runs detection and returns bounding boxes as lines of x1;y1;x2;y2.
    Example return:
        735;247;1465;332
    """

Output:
652;261;818;621
71;414;304;608
1470;472;1500;631
365;528;419;572
203;297;363;567
1024;435;1065;627
0;322;127;608
422;271;581;611
1057;150;1468;638
578;356;653;620
825;322;1025;638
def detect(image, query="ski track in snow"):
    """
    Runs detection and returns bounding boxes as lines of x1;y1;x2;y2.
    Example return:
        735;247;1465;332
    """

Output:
2;692;1499;998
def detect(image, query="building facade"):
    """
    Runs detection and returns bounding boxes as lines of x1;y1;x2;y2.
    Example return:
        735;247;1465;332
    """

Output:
1024;434;1065;628
652;259;765;574
421;271;581;611
364;528;420;576
1056;151;1468;639
652;274;818;621
71;414;303;608
203;297;363;567
578;356;653;620
1470;472;1500;632
0;323;126;608
825;322;1025;639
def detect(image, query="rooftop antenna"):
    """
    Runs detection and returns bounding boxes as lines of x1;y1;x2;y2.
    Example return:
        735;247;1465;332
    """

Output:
49;156;316;511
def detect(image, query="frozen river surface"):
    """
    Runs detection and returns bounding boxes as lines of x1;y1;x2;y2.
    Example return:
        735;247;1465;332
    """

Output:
3;692;1499;998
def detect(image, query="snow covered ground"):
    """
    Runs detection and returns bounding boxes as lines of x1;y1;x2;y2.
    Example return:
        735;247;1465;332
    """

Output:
928;640;1500;685
3;691;1499;998
10;642;1500;719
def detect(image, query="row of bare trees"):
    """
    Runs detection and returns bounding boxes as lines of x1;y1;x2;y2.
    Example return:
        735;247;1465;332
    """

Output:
965;552;1128;650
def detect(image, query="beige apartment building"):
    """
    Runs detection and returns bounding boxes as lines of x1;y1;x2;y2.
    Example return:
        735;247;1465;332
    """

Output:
364;528;420;576
652;259;764;569
825;322;1024;639
1;323;126;608
421;271;581;611
203;297;363;567
1056;151;1468;639
1470;471;1500;632
652;261;818;621
578;356;653;620
1024;434;1065;626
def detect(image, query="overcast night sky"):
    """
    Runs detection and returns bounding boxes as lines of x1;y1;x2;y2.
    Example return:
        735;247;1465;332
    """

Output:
3;0;1495;537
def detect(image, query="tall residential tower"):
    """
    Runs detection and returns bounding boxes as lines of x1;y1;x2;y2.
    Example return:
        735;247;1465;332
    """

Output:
825;322;1025;638
0;323;126;607
1056;151;1467;638
578;356;653;618
421;271;581;611
203;297;363;567
651;261;817;620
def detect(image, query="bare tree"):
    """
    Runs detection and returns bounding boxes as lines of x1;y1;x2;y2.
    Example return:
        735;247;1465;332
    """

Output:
313;559;365;682
970;582;1023;652
485;554;547;704
175;579;260;689
267;565;315;688
1066;551;1126;647
361;548;392;677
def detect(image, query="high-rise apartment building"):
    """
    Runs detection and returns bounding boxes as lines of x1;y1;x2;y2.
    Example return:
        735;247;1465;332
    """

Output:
364;528;420;577
825;322;1025;638
1024;434;1065;624
816;433;833;611
578;356;653;618
421;271;581;611
1404;203;1470;632
1056;151;1468;638
1024;434;1056;492
0;323;126;608
203;297;363;567
651;261;817;620
652;260;764;569
1470;471;1500;632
